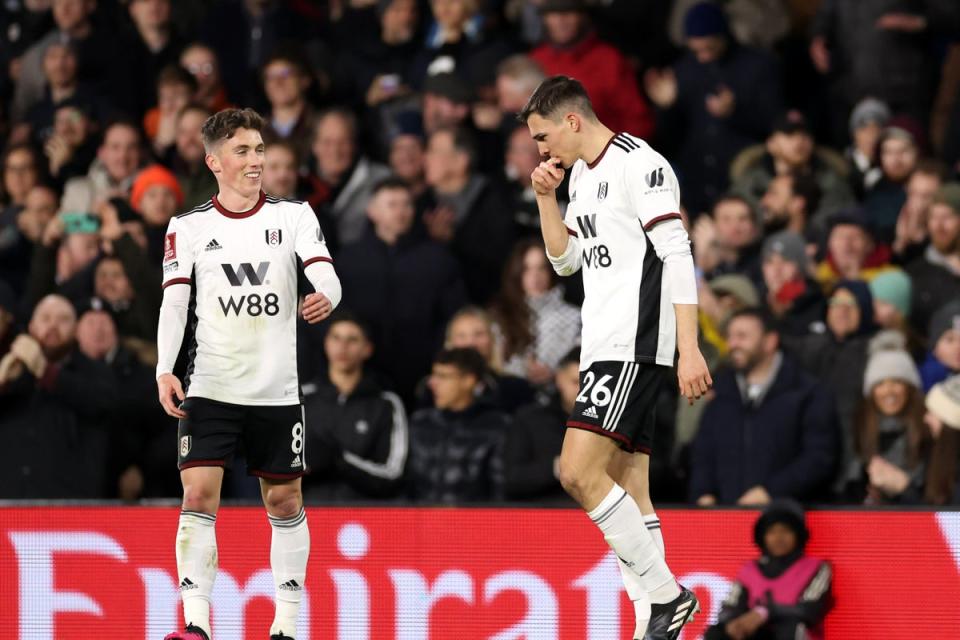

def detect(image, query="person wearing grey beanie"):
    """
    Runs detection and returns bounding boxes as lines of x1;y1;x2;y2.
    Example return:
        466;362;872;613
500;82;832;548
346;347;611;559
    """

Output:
924;374;960;505
862;331;922;396
761;231;825;337
843;330;929;504
849;97;892;137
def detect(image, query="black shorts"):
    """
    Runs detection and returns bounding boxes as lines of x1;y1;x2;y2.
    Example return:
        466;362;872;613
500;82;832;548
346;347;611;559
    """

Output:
177;396;306;479
566;361;665;454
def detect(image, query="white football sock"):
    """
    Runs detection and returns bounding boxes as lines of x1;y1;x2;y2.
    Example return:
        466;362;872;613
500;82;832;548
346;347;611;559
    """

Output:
268;508;310;638
617;513;663;638
588;484;680;605
643;513;665;556
176;510;218;637
617;512;665;637
618;564;651;639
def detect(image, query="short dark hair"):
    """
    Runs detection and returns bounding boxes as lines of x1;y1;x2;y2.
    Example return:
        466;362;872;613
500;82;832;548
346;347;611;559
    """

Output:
263;136;298;158
913;158;949;181
99;119;143;148
712;193;759;227
177;102;211;122
327;309;372;342
517;75;596;123
786;171;821;215
434;347;489;381
558;347;580;369
261;46;310;79
371;175;411;196
2;142;39;171
314;107;357;144
433;126;478;171
201;108;265;152
156;64;197;92
727;307;778;335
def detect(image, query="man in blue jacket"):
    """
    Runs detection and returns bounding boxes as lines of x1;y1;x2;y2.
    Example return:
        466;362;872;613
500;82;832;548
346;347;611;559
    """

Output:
690;308;840;505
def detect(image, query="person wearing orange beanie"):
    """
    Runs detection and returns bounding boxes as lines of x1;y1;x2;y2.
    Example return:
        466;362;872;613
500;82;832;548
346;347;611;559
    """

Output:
131;164;185;226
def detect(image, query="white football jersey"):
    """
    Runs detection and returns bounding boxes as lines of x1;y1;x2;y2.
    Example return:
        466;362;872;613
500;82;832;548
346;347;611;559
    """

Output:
161;191;333;405
564;133;682;369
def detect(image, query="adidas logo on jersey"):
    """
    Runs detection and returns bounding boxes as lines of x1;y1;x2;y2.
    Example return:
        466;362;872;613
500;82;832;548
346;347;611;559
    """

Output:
582;405;599;419
279;579;302;591
291;454;302;468
205;239;222;251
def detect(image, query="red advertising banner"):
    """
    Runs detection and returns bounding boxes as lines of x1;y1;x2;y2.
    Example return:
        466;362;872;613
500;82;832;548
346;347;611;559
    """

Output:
1;507;959;639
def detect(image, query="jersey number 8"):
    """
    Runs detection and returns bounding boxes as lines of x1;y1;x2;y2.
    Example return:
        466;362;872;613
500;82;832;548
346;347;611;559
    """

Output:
291;422;303;454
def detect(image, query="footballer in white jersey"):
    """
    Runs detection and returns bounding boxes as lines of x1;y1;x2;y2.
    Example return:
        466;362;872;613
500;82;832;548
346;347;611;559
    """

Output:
161;193;331;407
522;77;712;640
157;108;340;640
563;132;685;371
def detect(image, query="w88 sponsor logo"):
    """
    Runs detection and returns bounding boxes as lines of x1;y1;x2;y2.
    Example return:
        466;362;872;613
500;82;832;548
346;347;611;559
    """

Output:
218;293;280;317
218;262;280;316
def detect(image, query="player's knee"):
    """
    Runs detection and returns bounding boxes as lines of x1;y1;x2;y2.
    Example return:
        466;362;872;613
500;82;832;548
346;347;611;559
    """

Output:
557;458;593;503
181;483;218;513
264;486;302;517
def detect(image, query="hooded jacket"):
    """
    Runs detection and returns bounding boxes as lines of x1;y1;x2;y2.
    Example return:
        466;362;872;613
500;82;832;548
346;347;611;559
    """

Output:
709;501;832;640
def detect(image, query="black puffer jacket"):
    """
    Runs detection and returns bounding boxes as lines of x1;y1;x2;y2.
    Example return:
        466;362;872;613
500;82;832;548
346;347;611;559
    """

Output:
406;398;508;504
0;348;118;498
302;374;408;501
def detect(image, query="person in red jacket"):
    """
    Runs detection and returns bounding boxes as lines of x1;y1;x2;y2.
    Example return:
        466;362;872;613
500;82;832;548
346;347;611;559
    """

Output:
530;0;654;139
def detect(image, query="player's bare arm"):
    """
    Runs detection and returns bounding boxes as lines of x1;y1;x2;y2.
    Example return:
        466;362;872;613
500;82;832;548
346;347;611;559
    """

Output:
674;304;712;405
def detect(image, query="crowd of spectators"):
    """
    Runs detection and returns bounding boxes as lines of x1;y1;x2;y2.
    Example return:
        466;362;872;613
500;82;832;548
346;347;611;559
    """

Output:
1;0;960;507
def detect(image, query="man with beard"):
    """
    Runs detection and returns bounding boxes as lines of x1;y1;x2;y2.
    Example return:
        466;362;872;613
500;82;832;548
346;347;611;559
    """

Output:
732;111;853;227
907;183;960;337
0;294;119;498
759;171;821;238
690;308;840;506
705;500;833;640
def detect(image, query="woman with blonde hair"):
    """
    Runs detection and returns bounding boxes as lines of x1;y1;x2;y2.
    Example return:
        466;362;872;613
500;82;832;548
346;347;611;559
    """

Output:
445;305;504;371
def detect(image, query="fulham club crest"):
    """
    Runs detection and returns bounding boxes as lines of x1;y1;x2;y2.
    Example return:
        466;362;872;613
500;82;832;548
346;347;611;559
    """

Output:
597;182;608;200
265;229;283;246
